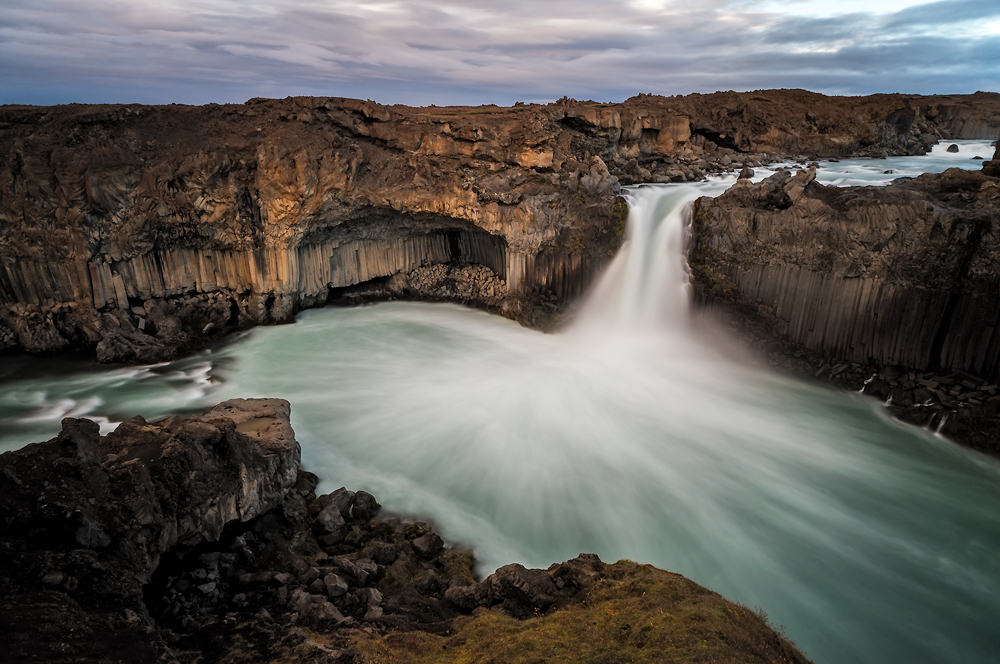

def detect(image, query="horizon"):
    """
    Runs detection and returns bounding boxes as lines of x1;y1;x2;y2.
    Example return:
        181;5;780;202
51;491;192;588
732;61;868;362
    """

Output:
2;0;998;107
4;87;1000;111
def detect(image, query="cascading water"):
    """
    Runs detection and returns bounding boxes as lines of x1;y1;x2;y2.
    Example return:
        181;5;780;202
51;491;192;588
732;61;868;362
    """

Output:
1;143;999;664
572;185;698;333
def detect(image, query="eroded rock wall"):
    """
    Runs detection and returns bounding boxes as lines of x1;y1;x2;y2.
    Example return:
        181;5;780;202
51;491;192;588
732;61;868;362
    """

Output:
1;91;998;361
693;168;1000;377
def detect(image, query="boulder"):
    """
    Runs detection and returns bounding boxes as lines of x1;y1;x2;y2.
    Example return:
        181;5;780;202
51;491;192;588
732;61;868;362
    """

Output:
445;562;561;618
352;491;381;521
412;532;444;559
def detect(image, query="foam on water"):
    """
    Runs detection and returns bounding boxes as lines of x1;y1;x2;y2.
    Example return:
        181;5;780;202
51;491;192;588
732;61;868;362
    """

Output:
0;354;218;448
0;143;998;664
706;139;996;188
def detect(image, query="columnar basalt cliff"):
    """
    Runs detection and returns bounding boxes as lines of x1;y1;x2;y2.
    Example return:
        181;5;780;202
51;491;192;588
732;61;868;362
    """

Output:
691;163;1000;453
2;91;998;362
0;402;811;664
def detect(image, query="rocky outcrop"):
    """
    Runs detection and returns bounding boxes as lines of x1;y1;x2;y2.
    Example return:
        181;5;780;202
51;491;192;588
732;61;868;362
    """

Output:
663;90;1000;159
983;140;1000;177
691;166;1000;454
0;398;300;662
0;98;628;361
0;402;810;663
2;91;998;362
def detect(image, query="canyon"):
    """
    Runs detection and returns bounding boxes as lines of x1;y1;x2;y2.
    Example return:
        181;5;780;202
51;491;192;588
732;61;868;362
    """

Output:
2;91;999;364
3;91;1000;664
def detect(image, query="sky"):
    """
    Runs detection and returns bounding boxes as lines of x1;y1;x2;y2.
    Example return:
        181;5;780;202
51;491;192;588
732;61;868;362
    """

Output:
1;0;998;106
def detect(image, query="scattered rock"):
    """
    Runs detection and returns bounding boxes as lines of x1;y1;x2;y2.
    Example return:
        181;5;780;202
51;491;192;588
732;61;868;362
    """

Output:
411;532;444;559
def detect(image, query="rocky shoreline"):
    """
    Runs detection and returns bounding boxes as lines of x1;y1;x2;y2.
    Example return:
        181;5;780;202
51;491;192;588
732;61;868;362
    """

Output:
691;147;1000;456
0;399;810;664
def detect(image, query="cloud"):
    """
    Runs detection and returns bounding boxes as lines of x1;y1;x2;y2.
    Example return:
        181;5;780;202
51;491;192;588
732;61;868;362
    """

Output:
0;0;996;106
881;0;1000;29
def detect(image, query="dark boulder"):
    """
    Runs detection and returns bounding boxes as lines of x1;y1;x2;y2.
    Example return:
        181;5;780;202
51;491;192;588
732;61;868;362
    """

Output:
352;491;381;521
411;532;444;559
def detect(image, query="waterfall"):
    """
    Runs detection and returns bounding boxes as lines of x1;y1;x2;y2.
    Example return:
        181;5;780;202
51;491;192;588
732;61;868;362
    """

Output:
571;185;699;337
3;149;1000;664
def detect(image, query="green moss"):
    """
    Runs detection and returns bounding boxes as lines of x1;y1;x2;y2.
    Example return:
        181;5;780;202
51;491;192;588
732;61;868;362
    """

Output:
352;561;810;664
610;197;629;239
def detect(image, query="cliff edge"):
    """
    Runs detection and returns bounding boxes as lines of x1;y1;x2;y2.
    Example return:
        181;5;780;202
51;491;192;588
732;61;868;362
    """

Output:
2;91;998;362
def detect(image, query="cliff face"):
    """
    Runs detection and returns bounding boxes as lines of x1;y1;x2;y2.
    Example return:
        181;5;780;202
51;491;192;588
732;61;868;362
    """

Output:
691;166;1000;452
1;91;998;362
664;90;1000;158
0;98;626;361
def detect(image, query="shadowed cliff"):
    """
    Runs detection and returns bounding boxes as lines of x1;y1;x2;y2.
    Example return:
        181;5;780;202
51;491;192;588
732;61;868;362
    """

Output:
691;162;1000;453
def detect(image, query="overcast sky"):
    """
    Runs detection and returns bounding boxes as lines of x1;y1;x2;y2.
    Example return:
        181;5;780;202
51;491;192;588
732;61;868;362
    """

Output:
1;0;998;106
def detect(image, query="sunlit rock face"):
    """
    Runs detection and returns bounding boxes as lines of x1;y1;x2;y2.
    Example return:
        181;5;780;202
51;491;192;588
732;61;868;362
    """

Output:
1;91;998;361
0;98;627;360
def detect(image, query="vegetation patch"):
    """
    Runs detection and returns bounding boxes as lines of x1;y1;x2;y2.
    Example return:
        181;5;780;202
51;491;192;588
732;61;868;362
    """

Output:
351;560;810;664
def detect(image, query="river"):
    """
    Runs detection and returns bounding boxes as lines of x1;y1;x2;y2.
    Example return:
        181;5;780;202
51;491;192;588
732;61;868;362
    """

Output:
1;141;998;664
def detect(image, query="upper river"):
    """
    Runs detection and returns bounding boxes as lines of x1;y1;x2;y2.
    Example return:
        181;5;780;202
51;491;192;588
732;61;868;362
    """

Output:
2;141;998;664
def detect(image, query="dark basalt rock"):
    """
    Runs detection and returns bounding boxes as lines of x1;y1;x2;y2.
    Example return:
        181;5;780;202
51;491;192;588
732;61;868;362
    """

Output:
690;163;1000;455
351;490;381;522
0;398;300;662
983;141;1000;177
0;400;813;663
2;92;999;362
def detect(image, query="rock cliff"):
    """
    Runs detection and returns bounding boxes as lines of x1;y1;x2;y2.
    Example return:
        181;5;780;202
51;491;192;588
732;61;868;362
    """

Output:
2;91;998;362
0;398;300;661
691;165;1000;453
0;401;810;664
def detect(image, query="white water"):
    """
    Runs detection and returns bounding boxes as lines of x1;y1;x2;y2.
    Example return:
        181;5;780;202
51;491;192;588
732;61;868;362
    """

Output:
1;142;999;664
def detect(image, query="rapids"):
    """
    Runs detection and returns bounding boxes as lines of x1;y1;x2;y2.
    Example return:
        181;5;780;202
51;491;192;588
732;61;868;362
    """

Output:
1;141;998;664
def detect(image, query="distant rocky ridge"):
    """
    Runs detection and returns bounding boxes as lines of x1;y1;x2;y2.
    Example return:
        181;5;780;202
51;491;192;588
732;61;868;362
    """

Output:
691;159;1000;454
1;90;998;362
0;400;810;664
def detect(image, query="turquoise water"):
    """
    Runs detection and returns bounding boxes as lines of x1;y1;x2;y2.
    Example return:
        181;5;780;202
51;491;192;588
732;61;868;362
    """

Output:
1;141;998;664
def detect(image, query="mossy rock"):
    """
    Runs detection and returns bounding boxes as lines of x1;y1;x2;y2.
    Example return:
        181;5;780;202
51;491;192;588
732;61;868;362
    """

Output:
352;559;811;664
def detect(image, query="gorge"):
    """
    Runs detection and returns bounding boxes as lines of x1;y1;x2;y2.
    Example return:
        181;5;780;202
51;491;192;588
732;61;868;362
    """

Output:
2;92;1000;664
2;91;1000;362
